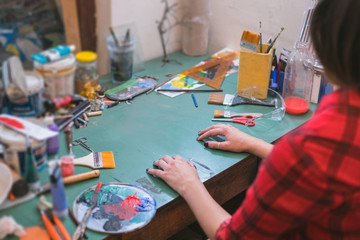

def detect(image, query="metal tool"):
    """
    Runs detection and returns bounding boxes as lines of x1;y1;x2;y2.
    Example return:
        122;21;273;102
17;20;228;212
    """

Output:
212;115;256;126
72;182;103;240
72;137;94;152
37;202;71;240
65;125;75;157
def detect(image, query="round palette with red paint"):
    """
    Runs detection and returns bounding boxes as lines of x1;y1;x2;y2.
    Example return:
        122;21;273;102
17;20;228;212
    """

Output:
73;183;157;234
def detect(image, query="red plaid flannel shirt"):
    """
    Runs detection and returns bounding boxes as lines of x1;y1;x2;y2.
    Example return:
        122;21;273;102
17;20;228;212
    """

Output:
216;89;360;239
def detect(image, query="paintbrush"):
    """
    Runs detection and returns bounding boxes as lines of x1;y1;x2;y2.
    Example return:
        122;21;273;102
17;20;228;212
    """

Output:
240;30;260;52
208;93;275;107
109;27;119;46
68;208;88;239
214;110;263;118
40;170;101;195
72;182;102;240
259;21;263;53
265;27;285;53
157;89;223;92
73;151;115;169
0;170;101;211
122;28;130;44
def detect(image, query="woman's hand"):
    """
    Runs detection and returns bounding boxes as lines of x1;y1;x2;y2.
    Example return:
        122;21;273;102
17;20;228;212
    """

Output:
147;155;201;197
197;123;255;152
147;155;231;239
197;123;274;158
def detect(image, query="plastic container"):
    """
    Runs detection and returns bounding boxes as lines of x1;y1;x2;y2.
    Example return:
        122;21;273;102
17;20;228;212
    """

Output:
34;54;76;99
5;71;44;117
282;42;314;114
0;124;47;175
106;35;136;84
182;0;211;56
236;86;286;121
75;51;99;94
60;155;74;177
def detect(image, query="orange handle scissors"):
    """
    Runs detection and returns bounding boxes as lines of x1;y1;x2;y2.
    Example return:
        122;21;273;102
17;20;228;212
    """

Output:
37;202;71;240
212;115;255;126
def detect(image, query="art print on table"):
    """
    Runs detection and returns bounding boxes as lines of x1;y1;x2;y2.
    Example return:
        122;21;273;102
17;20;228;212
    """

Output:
157;48;239;97
73;183;157;234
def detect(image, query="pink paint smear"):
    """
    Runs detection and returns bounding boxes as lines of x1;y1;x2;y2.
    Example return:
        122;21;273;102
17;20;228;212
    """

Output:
104;194;142;220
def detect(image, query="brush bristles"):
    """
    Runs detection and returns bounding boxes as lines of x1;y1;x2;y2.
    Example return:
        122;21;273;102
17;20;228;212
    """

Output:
214;110;224;118
100;151;115;168
208;93;225;105
241;30;260;44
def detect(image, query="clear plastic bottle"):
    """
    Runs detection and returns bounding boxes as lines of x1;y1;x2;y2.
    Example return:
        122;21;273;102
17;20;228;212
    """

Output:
282;41;314;114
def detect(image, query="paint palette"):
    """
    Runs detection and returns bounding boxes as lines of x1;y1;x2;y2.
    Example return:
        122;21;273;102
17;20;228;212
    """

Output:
73;183;157;234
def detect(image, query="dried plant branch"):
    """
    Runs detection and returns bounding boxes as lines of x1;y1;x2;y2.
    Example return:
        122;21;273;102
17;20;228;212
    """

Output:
157;0;182;65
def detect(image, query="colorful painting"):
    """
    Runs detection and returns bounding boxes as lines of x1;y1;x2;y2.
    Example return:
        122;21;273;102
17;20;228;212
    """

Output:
73;183;157;234
158;48;239;97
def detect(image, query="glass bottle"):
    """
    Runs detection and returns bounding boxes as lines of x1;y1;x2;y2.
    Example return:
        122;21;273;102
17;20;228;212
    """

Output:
75;51;98;94
181;0;211;56
282;41;314;114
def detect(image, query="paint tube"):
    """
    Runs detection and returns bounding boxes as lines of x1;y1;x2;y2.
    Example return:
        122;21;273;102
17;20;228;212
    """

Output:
24;136;40;192
49;161;68;220
44;117;59;155
31;45;76;64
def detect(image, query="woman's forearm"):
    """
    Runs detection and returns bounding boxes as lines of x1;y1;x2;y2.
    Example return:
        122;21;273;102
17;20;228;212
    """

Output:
181;181;231;240
246;136;274;159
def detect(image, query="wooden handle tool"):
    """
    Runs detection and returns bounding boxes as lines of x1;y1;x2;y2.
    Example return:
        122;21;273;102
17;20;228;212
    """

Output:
63;170;100;184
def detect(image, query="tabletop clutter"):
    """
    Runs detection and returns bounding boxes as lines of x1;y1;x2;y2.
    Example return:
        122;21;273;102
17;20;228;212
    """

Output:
0;22;318;239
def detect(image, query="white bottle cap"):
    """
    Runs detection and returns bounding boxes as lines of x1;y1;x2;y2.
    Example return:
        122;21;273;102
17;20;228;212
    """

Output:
68;45;76;52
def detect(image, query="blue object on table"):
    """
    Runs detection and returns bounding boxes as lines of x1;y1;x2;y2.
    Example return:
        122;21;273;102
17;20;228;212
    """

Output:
191;93;198;108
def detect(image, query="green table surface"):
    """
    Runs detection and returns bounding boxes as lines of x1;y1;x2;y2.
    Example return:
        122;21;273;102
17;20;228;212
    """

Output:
1;51;315;239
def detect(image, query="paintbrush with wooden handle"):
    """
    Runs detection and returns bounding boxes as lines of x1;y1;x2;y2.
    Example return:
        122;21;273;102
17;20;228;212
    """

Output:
214;110;263;118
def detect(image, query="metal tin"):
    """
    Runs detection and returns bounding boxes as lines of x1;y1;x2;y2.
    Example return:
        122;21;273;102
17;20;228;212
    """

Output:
6;71;44;117
0;124;47;175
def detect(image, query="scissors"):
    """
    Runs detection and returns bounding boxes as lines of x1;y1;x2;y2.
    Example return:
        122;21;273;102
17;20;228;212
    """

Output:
212;115;255;126
72;137;94;152
37;202;71;240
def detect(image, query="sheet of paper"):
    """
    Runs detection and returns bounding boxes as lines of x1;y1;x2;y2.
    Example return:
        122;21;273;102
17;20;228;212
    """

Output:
0;114;57;141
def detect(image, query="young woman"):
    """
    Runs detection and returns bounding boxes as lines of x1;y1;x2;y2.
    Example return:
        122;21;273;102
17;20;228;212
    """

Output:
147;0;360;239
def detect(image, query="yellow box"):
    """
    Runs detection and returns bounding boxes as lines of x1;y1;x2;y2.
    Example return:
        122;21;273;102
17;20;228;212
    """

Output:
237;44;273;99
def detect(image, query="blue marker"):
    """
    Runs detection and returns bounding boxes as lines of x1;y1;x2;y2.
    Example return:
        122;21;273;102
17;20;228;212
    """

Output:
191;94;198;108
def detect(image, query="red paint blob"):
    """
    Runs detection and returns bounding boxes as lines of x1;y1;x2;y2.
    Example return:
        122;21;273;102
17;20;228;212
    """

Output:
285;96;310;114
0;117;25;129
104;195;142;220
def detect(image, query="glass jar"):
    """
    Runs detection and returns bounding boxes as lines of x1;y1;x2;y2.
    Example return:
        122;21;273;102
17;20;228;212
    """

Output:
181;0;210;56
75;51;98;94
282;42;314;114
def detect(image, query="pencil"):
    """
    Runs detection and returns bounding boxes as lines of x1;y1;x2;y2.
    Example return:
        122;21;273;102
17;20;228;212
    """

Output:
157;89;223;93
155;74;178;89
191;94;198;108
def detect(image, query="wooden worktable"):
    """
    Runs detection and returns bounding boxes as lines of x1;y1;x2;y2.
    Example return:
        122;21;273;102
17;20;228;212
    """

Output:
1;51;314;240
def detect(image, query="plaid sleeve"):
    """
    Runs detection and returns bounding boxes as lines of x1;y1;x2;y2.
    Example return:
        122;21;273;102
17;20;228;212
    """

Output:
216;90;360;239
215;128;341;240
